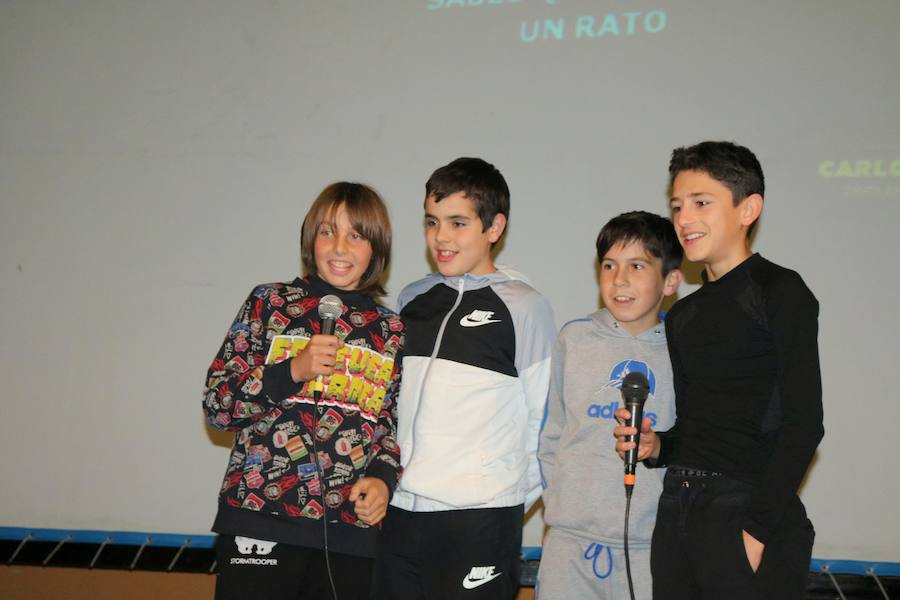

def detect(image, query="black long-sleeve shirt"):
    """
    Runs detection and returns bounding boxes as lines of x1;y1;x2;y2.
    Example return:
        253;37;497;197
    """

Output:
657;254;824;544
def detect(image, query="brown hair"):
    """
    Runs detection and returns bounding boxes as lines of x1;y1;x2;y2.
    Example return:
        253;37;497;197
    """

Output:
300;182;392;298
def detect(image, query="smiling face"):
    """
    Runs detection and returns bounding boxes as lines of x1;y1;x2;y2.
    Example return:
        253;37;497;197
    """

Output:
313;203;373;291
669;169;762;280
600;240;681;336
424;192;506;277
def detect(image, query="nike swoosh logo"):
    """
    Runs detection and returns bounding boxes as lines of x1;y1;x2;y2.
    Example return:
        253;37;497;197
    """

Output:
459;316;501;327
462;572;502;589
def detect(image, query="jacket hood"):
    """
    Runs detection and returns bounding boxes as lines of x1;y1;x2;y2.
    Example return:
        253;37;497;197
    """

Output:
426;264;527;290
398;266;532;311
295;275;377;309
587;308;667;344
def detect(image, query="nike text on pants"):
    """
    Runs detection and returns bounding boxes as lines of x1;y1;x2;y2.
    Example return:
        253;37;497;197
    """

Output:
373;504;523;600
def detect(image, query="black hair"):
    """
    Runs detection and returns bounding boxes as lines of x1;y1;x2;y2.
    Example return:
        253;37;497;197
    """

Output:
668;141;765;235
596;211;683;276
425;157;510;235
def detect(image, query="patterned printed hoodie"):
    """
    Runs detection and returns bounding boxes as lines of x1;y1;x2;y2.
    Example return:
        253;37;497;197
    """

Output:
203;276;404;558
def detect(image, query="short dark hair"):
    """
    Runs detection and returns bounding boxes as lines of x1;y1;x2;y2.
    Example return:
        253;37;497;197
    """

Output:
425;157;510;235
596;211;683;276
300;182;392;298
668;141;765;235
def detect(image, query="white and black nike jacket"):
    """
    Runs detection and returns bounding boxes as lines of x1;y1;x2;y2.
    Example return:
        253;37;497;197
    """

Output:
391;267;556;512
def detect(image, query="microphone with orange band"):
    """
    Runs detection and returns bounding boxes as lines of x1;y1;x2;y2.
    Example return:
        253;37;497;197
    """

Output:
621;371;650;489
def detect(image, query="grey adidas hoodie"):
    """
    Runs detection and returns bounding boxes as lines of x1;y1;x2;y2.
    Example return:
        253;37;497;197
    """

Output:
539;309;676;548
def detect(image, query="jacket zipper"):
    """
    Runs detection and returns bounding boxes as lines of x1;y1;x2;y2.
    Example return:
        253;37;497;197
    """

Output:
404;277;466;467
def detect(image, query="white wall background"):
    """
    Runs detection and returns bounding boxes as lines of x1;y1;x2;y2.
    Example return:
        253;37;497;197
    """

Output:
1;0;898;561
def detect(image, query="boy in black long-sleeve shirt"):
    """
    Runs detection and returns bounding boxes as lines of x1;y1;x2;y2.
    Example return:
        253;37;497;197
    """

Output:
615;141;824;599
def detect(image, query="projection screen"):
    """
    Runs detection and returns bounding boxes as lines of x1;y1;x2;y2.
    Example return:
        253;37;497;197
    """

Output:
1;0;898;563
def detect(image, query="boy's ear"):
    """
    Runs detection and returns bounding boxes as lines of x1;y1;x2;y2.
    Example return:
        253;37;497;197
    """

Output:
487;213;507;243
740;194;764;229
663;269;682;297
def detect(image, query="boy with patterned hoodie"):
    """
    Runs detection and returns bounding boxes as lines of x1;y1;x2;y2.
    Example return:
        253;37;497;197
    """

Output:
203;183;404;600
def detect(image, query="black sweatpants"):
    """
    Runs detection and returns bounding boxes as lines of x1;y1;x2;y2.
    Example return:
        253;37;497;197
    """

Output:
651;471;814;600
374;504;524;600
214;535;373;600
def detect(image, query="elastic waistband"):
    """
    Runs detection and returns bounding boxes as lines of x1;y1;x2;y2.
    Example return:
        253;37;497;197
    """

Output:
667;466;723;478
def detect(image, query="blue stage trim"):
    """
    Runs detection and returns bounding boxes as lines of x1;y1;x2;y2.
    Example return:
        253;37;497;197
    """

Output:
0;527;215;548
810;558;900;577
2;530;897;575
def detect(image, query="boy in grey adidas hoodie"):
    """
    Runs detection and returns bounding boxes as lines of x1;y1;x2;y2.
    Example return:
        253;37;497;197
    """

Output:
538;211;683;600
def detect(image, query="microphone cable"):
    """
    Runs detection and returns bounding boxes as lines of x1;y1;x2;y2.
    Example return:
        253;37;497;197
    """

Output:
312;384;339;600
624;483;636;600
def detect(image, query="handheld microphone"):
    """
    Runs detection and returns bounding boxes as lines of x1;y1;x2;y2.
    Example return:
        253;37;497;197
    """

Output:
318;294;342;336
621;371;650;488
313;295;342;399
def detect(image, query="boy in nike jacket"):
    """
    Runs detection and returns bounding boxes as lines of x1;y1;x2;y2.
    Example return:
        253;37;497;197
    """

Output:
374;157;556;600
538;211;682;600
